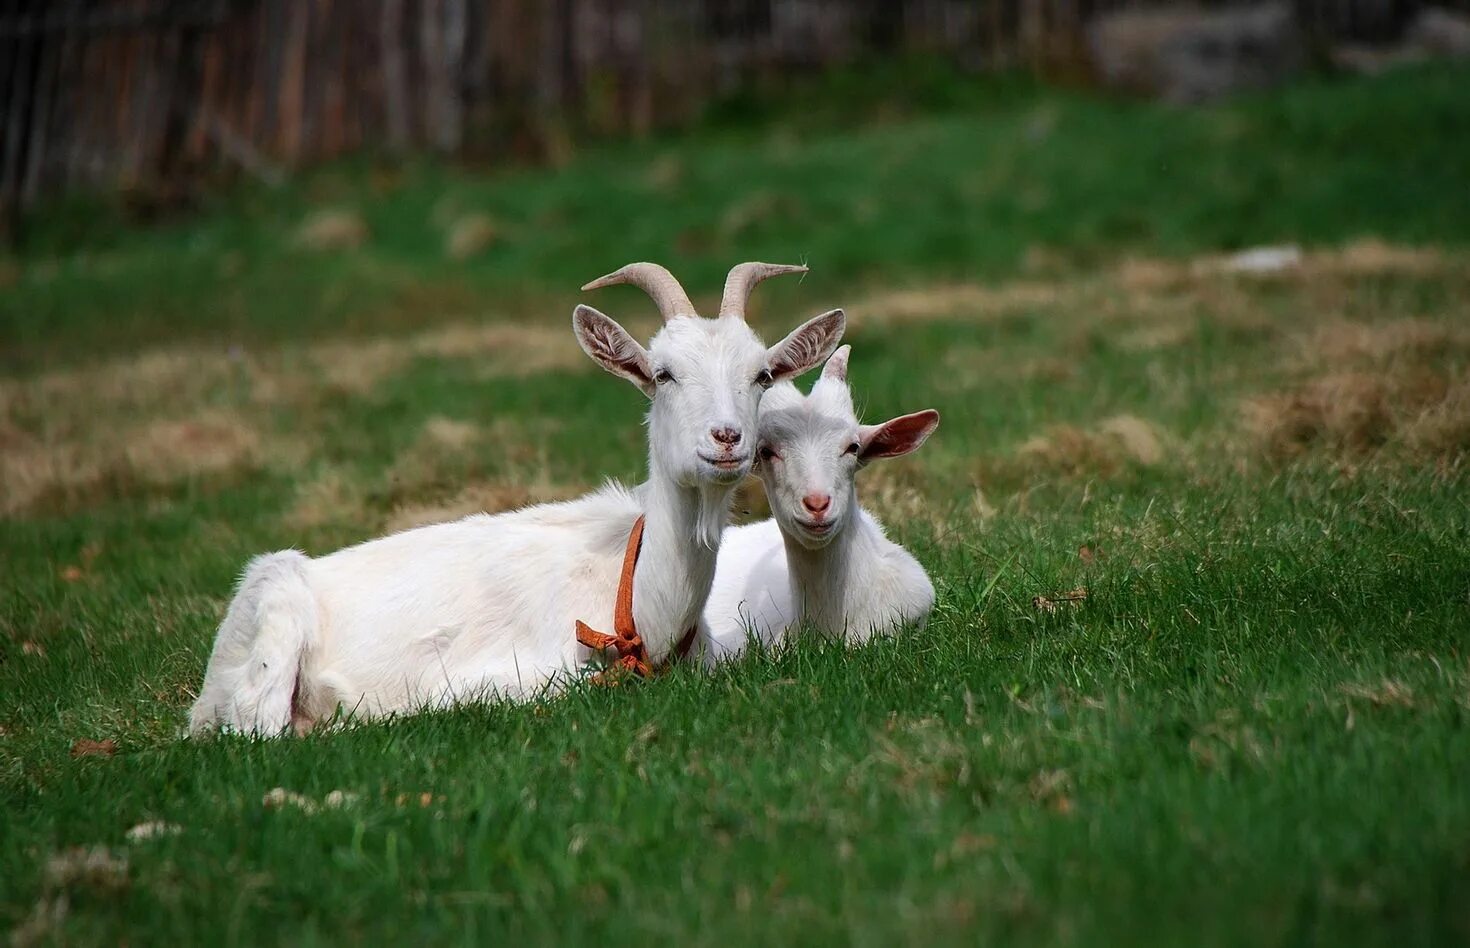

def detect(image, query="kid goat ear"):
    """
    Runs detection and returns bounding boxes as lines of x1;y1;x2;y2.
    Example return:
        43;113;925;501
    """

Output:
821;344;851;382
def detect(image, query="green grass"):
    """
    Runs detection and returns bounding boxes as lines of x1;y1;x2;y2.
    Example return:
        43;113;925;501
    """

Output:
3;64;1470;945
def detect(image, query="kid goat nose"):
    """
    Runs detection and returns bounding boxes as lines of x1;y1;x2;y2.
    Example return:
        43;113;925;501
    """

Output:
802;493;832;516
711;426;742;446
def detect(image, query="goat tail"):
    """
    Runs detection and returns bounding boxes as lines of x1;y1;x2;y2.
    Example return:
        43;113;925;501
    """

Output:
189;551;319;737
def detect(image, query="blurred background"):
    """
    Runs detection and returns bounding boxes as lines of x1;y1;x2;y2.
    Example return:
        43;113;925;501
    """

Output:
3;0;1470;233
5;0;1470;369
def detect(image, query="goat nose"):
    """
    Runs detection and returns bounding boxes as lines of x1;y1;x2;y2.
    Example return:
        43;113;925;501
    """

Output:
711;426;742;447
802;493;832;516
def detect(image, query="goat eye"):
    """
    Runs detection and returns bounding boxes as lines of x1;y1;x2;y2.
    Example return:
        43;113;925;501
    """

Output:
654;368;675;385
754;368;774;388
757;445;779;462
843;441;861;456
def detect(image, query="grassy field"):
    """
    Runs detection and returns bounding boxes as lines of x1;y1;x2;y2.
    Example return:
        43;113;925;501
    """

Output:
3;64;1469;945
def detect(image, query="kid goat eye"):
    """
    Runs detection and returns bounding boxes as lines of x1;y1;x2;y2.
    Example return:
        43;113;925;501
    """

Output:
754;368;774;387
654;368;675;385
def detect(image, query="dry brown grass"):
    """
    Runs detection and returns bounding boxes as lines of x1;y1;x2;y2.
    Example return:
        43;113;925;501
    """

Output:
1295;318;1470;368
7;239;1462;517
380;416;493;500
0;320;588;518
1402;380;1470;459
2;320;581;422
861;464;934;526
876;260;1334;498
860;463;981;539
302;321;584;396
283;469;365;531
1;410;273;516
858;282;1063;325
1245;316;1470;463
126;415;266;478
284;413;579;534
1013;414;1170;477
856;242;1466;348
1123;239;1451;288
1116;321;1197;353
1245;371;1467;462
957;414;1183;511
1322;239;1446;277
382;476;583;533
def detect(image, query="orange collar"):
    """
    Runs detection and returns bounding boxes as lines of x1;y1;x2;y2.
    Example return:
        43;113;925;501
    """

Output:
576;515;698;681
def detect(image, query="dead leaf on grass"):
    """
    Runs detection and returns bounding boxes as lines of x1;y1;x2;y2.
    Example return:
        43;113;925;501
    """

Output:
70;738;117;758
1032;588;1088;613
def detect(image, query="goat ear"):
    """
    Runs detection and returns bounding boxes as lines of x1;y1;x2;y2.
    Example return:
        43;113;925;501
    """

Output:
821;344;851;382
858;409;940;462
765;308;845;382
573;304;655;396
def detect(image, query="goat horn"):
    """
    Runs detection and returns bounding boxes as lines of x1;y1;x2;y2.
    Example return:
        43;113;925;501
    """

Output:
719;262;808;319
581;262;696;322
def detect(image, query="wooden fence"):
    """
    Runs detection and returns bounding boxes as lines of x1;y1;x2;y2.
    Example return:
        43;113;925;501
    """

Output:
0;0;1456;229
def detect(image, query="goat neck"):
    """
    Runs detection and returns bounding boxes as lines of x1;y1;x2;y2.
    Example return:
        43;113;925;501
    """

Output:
630;453;735;662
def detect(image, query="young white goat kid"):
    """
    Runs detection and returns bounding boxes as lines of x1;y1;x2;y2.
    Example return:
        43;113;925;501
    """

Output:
696;346;939;664
190;262;845;734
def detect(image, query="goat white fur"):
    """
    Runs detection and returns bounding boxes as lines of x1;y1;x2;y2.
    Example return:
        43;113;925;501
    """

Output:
696;345;939;664
189;262;845;735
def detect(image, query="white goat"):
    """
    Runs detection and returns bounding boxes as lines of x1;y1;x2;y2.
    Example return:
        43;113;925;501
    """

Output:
189;262;845;734
696;345;940;664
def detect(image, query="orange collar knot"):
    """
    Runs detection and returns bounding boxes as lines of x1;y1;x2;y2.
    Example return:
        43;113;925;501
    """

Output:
574;620;652;679
575;515;701;684
576;516;654;682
